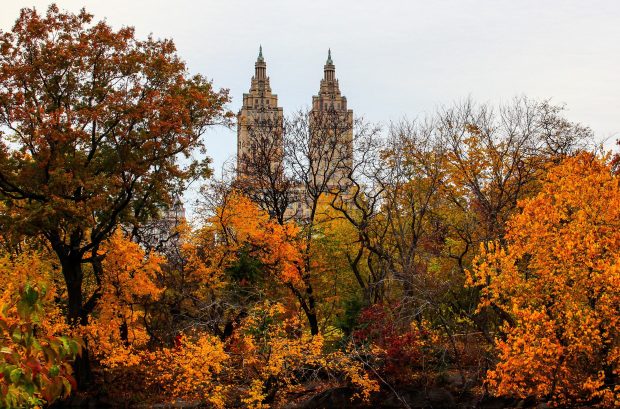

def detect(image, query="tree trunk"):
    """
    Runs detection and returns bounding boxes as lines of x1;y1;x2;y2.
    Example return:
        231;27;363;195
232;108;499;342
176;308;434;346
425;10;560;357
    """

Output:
306;287;319;336
306;310;319;336
59;255;93;388
287;281;320;336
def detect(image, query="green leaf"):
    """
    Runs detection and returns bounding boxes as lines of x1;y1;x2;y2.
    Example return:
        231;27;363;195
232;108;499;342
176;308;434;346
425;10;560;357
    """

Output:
49;365;60;377
68;339;80;356
9;367;23;383
24;381;35;396
31;338;42;352
60;337;70;352
2;365;16;380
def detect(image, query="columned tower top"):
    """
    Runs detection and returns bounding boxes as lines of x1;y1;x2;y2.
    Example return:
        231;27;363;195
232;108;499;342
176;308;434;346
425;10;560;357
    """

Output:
312;49;349;112
255;45;266;79
309;49;354;191
324;49;335;81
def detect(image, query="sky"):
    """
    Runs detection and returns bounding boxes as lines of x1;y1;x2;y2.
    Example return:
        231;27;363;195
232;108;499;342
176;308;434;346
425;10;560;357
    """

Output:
2;0;620;213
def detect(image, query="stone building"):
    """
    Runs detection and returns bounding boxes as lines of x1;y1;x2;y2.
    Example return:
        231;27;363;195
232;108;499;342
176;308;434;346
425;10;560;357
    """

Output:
237;47;353;220
236;46;284;176
309;48;354;190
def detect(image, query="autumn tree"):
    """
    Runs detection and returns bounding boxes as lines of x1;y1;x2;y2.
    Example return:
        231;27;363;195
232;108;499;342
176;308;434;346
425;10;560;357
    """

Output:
0;283;82;408
0;247;82;407
142;221;231;345
83;231;164;368
468;153;620;407
235;114;292;225
324;98;595;392
439;98;591;245
0;5;229;383
284;109;380;334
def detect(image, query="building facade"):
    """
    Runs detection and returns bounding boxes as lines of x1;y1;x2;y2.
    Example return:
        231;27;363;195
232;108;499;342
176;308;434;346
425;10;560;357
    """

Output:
309;49;354;189
236;46;284;176
237;47;353;220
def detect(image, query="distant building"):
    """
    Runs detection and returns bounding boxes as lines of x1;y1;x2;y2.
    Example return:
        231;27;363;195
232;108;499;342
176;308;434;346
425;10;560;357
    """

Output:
236;46;284;176
237;47;353;220
310;48;354;189
134;195;186;258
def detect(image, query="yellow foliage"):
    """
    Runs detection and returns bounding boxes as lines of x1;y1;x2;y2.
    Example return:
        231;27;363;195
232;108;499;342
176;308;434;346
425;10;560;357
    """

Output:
232;302;379;408
469;154;620;407
142;334;229;408
83;231;165;368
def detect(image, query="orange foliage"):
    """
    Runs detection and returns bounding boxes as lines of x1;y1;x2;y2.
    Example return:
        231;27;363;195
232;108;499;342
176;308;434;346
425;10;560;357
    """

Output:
206;191;303;287
177;222;226;293
469;153;620;407
142;334;229;408
83;231;165;368
138;301;377;408
230;302;379;408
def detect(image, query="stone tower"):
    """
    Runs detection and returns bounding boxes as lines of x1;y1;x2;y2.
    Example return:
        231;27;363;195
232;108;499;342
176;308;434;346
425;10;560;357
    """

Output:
237;46;284;175
309;49;354;188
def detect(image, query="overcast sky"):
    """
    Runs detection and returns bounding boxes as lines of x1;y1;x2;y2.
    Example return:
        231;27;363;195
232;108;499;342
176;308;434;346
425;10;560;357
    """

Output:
2;1;619;212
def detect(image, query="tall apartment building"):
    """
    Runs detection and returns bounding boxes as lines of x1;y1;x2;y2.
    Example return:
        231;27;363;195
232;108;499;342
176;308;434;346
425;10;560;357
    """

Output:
237;47;353;219
236;46;284;176
309;49;354;189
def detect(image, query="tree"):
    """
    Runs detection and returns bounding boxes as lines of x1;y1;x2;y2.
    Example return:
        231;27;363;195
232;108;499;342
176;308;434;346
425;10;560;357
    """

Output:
230;301;378;407
83;231;164;369
1;281;82;408
143;333;229;408
207;190;303;308
141;222;230;346
468;153;620;407
235;115;292;225
284;109;380;334
0;5;230;384
326;98;595;391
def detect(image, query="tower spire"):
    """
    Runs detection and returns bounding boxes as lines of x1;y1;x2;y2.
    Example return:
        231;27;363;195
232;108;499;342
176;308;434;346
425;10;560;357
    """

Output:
257;45;264;62
324;48;335;81
255;45;266;79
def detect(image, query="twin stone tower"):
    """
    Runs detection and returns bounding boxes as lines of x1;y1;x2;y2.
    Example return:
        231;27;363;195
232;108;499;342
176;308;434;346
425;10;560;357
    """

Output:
236;47;353;203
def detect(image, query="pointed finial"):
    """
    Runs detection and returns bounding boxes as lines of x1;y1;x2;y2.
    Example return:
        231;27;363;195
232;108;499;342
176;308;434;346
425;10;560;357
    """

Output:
326;48;333;65
257;45;264;62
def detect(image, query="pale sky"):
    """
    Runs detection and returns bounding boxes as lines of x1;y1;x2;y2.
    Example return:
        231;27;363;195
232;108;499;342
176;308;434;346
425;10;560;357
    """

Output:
2;1;620;212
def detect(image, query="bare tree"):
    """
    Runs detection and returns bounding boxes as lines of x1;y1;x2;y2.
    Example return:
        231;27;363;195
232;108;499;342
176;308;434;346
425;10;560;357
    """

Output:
327;98;595;383
235;113;293;225
438;96;594;247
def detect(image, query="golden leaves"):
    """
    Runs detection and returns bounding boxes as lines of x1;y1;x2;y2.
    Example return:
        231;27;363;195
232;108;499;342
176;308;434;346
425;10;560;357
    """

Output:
208;191;303;286
231;301;379;408
469;153;620;407
143;334;229;408
83;231;165;368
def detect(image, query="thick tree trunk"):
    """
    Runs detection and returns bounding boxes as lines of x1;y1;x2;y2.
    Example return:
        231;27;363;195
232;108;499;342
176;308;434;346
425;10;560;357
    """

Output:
59;255;93;388
306;310;319;336
306;287;319;336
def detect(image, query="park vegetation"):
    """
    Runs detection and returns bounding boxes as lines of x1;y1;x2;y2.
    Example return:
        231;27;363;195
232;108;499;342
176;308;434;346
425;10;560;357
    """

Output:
1;4;619;408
